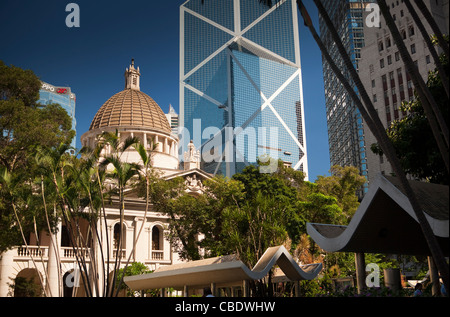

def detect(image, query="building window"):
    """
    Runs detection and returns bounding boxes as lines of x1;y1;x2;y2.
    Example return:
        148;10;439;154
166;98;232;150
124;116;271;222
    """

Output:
388;55;392;65
152;226;161;250
409;25;415;36
401;29;407;40
411;44;416;54
378;41;384;52
113;223;126;251
426;55;431;64
380;58;385;69
395;51;400;61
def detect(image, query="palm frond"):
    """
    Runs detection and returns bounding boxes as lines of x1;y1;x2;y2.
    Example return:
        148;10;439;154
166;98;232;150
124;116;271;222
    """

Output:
120;136;140;154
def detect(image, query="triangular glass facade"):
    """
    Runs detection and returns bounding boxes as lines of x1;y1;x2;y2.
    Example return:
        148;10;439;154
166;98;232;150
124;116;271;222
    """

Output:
181;0;308;178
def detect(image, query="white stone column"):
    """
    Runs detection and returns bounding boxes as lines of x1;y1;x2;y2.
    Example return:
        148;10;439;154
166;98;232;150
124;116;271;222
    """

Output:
126;224;133;261
0;249;15;297
46;221;62;297
155;135;162;152
164;138;169;154
143;133;147;149
133;217;146;263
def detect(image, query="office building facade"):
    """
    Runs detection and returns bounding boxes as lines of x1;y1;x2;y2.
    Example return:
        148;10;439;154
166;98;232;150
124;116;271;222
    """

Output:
180;0;308;178
165;104;179;136
319;0;376;194
359;0;449;184
38;81;77;152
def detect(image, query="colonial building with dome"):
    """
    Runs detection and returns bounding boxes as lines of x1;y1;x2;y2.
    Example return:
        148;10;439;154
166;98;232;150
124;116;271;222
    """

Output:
0;60;212;297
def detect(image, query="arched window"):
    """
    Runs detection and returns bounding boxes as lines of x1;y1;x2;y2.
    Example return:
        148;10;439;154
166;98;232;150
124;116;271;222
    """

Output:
113;223;126;250
152;226;161;250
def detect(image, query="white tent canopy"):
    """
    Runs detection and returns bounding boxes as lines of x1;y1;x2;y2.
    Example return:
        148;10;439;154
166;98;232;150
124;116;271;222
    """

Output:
124;246;322;291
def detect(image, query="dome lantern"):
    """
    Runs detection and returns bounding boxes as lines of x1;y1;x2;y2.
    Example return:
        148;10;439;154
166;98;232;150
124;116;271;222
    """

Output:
125;58;141;91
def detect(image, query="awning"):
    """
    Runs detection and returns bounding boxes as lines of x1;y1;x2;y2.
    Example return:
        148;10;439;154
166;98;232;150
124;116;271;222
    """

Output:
307;174;449;256
124;246;322;291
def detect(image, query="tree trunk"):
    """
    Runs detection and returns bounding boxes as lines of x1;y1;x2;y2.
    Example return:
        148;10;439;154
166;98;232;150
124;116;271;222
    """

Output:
413;0;449;57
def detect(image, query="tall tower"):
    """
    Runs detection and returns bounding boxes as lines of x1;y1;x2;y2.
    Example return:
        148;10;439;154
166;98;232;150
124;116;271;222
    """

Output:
319;0;376;195
180;0;308;178
38;81;77;153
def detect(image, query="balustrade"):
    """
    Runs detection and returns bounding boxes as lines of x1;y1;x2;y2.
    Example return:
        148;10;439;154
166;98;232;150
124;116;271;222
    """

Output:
151;250;164;261
16;246;47;257
14;246;166;263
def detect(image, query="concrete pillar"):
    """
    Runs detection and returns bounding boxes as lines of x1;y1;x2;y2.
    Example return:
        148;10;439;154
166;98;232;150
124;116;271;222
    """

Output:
243;280;250;297
46;238;60;297
428;256;440;296
155;135;162;152
183;285;189;297
143;133;147;149
133;217;145;263
294;280;301;297
384;268;401;291
93;222;104;297
164;137;169;154
355;253;366;294
46;221;62;297
211;282;217;297
0;249;15;297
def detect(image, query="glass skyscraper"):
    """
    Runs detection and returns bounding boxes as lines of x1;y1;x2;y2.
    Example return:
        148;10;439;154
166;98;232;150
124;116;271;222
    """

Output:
180;0;308;178
319;0;375;194
38;81;77;152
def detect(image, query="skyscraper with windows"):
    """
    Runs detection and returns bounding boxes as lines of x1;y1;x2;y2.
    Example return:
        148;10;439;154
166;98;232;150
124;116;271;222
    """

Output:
319;0;376;195
38;81;77;152
165;104;179;136
180;0;308;178
359;0;449;185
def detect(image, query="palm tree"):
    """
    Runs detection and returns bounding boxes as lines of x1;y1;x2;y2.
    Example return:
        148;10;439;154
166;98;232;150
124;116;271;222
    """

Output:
297;0;448;291
112;139;159;296
96;130;142;296
36;143;98;297
0;167;50;296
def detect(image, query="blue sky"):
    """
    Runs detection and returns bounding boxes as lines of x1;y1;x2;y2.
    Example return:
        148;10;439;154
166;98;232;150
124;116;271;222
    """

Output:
0;0;330;182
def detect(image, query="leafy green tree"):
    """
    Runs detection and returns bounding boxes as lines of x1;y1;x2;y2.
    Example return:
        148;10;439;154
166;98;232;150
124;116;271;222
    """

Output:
115;262;154;297
0;61;75;173
315;165;366;221
0;62;75;254
222;191;290;267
